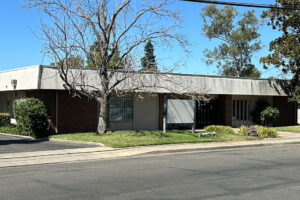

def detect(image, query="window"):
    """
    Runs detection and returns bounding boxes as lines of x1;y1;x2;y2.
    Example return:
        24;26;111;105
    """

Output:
109;97;133;121
232;99;250;121
232;100;236;117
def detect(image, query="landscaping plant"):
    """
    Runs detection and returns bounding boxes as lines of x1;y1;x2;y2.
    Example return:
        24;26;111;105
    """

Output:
251;100;270;125
0;113;10;127
255;125;278;138
239;125;247;135
240;125;278;138
13;98;49;138
204;125;235;134
260;106;279;127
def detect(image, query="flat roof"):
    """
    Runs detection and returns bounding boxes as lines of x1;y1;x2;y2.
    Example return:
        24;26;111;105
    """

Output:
38;64;285;81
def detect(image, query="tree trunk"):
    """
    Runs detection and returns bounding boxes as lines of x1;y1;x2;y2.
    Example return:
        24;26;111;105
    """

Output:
97;95;109;134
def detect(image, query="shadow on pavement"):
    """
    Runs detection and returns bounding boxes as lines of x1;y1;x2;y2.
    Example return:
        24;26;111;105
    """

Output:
0;138;49;146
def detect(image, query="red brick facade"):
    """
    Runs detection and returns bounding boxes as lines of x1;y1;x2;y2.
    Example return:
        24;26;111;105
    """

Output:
26;90;98;133
215;95;232;126
273;96;296;126
57;91;97;133
224;95;232;126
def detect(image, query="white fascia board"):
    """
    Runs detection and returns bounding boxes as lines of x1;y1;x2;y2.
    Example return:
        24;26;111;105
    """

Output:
0;65;291;96
0;65;41;91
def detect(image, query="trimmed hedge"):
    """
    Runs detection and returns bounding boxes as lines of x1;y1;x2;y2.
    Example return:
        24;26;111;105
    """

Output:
13;98;49;138
204;125;235;134
0;113;10;127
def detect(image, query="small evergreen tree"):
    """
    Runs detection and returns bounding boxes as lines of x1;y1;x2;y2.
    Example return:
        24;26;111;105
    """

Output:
50;55;84;68
141;40;157;71
85;41;124;69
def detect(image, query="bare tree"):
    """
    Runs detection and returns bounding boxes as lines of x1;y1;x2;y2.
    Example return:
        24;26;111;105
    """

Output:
25;0;204;133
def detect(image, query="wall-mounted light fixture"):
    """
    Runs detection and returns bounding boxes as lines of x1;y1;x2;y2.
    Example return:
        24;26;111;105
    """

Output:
11;79;17;89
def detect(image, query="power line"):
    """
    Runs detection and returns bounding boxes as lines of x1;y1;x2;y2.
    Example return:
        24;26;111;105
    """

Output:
182;0;300;10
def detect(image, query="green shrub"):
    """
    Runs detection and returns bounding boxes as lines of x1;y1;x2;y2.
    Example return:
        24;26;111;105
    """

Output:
0;113;10;126
13;98;49;138
239;125;247;135
255;125;278;138
260;106;279;126
252;100;270;124
204;125;235;134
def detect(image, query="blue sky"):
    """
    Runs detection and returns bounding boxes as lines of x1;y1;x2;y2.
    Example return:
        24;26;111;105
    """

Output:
0;0;283;78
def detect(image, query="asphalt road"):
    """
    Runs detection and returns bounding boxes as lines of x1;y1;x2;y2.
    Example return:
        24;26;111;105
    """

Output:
0;134;99;153
2;144;300;200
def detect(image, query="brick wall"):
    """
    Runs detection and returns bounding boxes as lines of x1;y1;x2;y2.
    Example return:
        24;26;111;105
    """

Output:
57;91;97;133
216;95;225;125
26;90;98;133
215;95;232;126
273;96;296;126
224;95;232;126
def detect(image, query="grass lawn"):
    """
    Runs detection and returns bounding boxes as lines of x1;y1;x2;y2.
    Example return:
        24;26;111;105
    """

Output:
0;126;20;135
275;126;300;133
50;130;260;148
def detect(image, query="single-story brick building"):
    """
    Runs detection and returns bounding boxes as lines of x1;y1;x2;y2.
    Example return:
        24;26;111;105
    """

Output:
0;65;297;133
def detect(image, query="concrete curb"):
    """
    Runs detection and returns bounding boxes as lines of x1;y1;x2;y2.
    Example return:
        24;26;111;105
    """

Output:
141;140;300;155
2;137;300;168
47;138;105;147
0;132;34;139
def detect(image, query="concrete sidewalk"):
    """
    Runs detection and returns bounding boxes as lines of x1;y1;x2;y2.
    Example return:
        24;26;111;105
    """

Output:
1;131;300;168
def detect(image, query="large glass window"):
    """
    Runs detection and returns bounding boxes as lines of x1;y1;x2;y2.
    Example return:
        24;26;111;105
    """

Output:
109;97;133;121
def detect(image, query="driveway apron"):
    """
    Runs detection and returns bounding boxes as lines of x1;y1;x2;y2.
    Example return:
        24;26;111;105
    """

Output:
0;134;100;154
